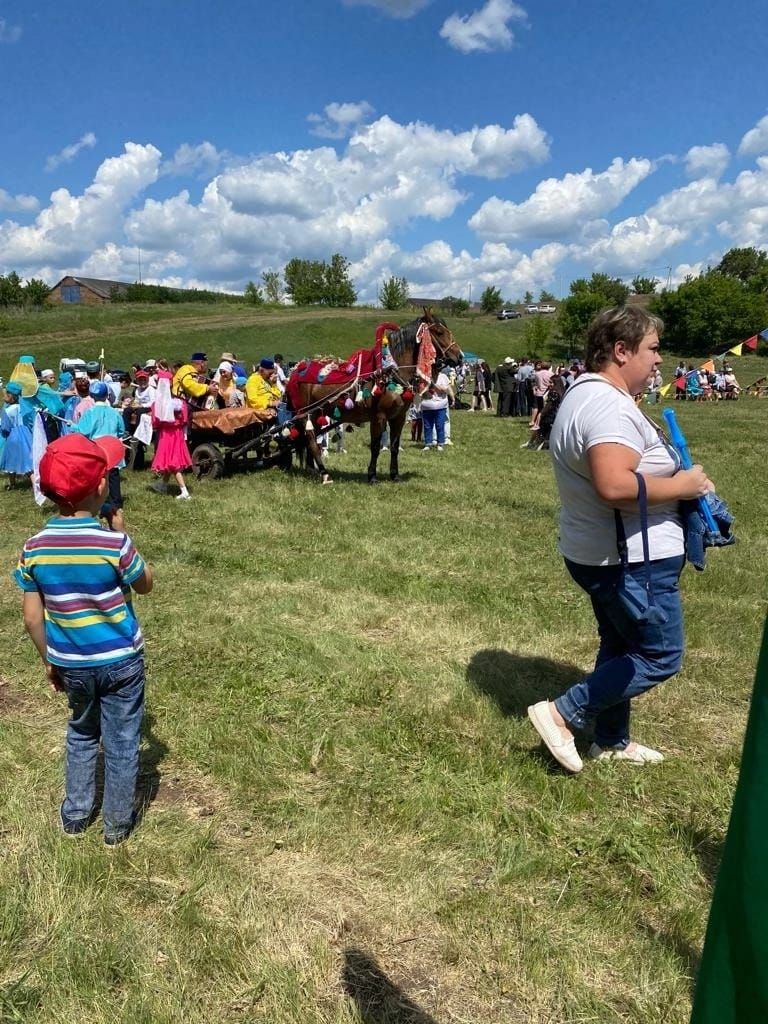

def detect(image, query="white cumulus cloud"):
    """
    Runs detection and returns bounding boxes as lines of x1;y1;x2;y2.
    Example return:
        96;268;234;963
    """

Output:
161;142;223;178
308;101;376;139
341;0;432;16
440;0;527;54
0;189;39;213
469;157;653;241
45;132;97;172
0;18;21;43
684;143;730;181
738;114;768;157
572;214;688;274
1;143;161;270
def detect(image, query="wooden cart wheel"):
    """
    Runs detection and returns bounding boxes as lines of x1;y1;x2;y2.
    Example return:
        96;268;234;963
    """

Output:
192;442;225;480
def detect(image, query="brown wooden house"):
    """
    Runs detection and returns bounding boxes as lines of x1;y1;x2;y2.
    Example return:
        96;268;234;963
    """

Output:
48;275;131;305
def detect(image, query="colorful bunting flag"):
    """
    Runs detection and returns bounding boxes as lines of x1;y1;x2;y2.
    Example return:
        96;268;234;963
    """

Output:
744;336;758;351
760;329;768;342
658;383;672;397
701;359;715;374
690;615;768;1022
727;344;743;357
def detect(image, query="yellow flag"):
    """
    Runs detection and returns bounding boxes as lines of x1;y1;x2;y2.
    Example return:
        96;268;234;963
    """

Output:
659;383;672;397
727;343;743;356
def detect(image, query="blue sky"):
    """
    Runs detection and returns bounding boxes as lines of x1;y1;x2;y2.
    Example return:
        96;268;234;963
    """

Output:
1;0;767;301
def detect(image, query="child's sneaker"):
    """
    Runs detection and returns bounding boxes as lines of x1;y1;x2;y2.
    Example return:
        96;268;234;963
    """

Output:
176;492;191;500
104;813;136;847
60;804;92;837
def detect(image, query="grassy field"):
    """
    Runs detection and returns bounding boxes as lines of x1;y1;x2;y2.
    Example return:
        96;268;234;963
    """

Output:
1;305;767;1023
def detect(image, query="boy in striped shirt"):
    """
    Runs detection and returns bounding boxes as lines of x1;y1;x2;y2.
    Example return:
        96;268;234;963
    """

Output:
14;434;153;845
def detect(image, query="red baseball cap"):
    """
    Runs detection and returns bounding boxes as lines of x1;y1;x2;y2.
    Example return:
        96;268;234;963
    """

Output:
39;434;124;506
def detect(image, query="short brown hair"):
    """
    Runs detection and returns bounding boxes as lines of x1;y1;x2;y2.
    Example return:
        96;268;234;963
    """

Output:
585;306;664;372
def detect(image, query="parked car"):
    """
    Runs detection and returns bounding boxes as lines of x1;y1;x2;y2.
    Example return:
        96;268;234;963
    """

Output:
496;308;522;320
539;304;557;314
59;357;87;374
525;304;539;314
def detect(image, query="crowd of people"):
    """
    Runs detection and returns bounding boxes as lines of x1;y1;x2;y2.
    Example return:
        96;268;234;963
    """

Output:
672;361;740;401
0;350;290;500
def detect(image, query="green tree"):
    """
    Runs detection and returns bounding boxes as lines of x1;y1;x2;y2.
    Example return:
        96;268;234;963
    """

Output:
23;278;50;308
0;271;23;307
631;275;657;294
283;258;326;305
244;280;264;305
715;247;768;286
525;313;552;352
378;275;409;310
587;273;630;305
443;296;470;317
479;285;502;314
539;289;556;304
324;253;356;307
523;289;534;305
650;270;768;355
261;270;282;304
556;272;631;349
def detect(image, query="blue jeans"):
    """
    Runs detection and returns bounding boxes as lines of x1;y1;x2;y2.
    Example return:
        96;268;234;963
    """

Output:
58;654;145;838
422;407;447;446
555;556;685;748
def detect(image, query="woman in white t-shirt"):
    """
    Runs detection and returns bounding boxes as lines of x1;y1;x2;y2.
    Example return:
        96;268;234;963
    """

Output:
527;306;712;773
420;371;453;451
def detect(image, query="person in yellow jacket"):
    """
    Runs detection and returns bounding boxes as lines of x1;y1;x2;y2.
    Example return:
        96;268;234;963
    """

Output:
172;352;217;408
245;358;281;414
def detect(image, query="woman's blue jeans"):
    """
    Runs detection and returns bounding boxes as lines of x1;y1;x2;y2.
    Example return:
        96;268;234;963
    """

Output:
58;654;145;838
422;407;447;446
555;556;685;748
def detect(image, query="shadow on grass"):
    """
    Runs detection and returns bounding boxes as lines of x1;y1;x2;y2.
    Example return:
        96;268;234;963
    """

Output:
342;948;439;1024
297;466;423;486
640;921;701;999
136;711;169;818
466;648;584;717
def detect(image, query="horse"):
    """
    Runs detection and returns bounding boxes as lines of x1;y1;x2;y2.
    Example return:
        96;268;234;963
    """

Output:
286;308;463;484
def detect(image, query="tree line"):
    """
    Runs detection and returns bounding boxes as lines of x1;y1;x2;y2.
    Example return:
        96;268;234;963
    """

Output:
556;248;768;355
0;271;50;309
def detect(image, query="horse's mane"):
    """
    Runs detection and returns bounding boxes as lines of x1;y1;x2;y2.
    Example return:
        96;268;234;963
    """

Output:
386;316;432;357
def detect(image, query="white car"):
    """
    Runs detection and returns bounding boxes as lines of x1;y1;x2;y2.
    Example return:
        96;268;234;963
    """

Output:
538;304;557;314
525;304;539;314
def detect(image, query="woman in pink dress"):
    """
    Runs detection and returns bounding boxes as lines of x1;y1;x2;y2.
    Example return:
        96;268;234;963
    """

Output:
151;371;193;499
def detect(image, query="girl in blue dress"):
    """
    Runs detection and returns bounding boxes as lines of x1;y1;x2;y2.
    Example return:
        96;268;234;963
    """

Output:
0;381;34;486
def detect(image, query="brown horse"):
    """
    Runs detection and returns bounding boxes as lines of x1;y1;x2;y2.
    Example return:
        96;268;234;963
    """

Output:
287;308;463;483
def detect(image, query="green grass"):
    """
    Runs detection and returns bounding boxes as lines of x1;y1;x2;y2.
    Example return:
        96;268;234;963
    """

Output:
0;305;767;1022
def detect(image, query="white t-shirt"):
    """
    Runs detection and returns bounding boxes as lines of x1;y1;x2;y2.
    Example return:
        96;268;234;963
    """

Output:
549;374;683;566
421;372;450;411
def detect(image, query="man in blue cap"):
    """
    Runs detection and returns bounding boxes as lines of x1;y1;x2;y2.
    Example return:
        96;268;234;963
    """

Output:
245;358;281;414
172;352;216;409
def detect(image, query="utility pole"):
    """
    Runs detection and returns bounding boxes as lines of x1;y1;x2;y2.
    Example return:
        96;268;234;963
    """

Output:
666;265;672;291
468;282;472;306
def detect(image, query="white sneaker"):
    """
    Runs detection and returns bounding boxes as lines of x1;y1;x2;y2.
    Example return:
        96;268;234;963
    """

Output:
176;492;191;500
527;701;583;773
437;445;444;452
444;440;454;446
588;742;663;764
422;445;430;451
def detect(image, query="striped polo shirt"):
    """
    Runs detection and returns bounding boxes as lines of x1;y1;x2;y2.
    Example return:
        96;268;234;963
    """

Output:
14;516;146;667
